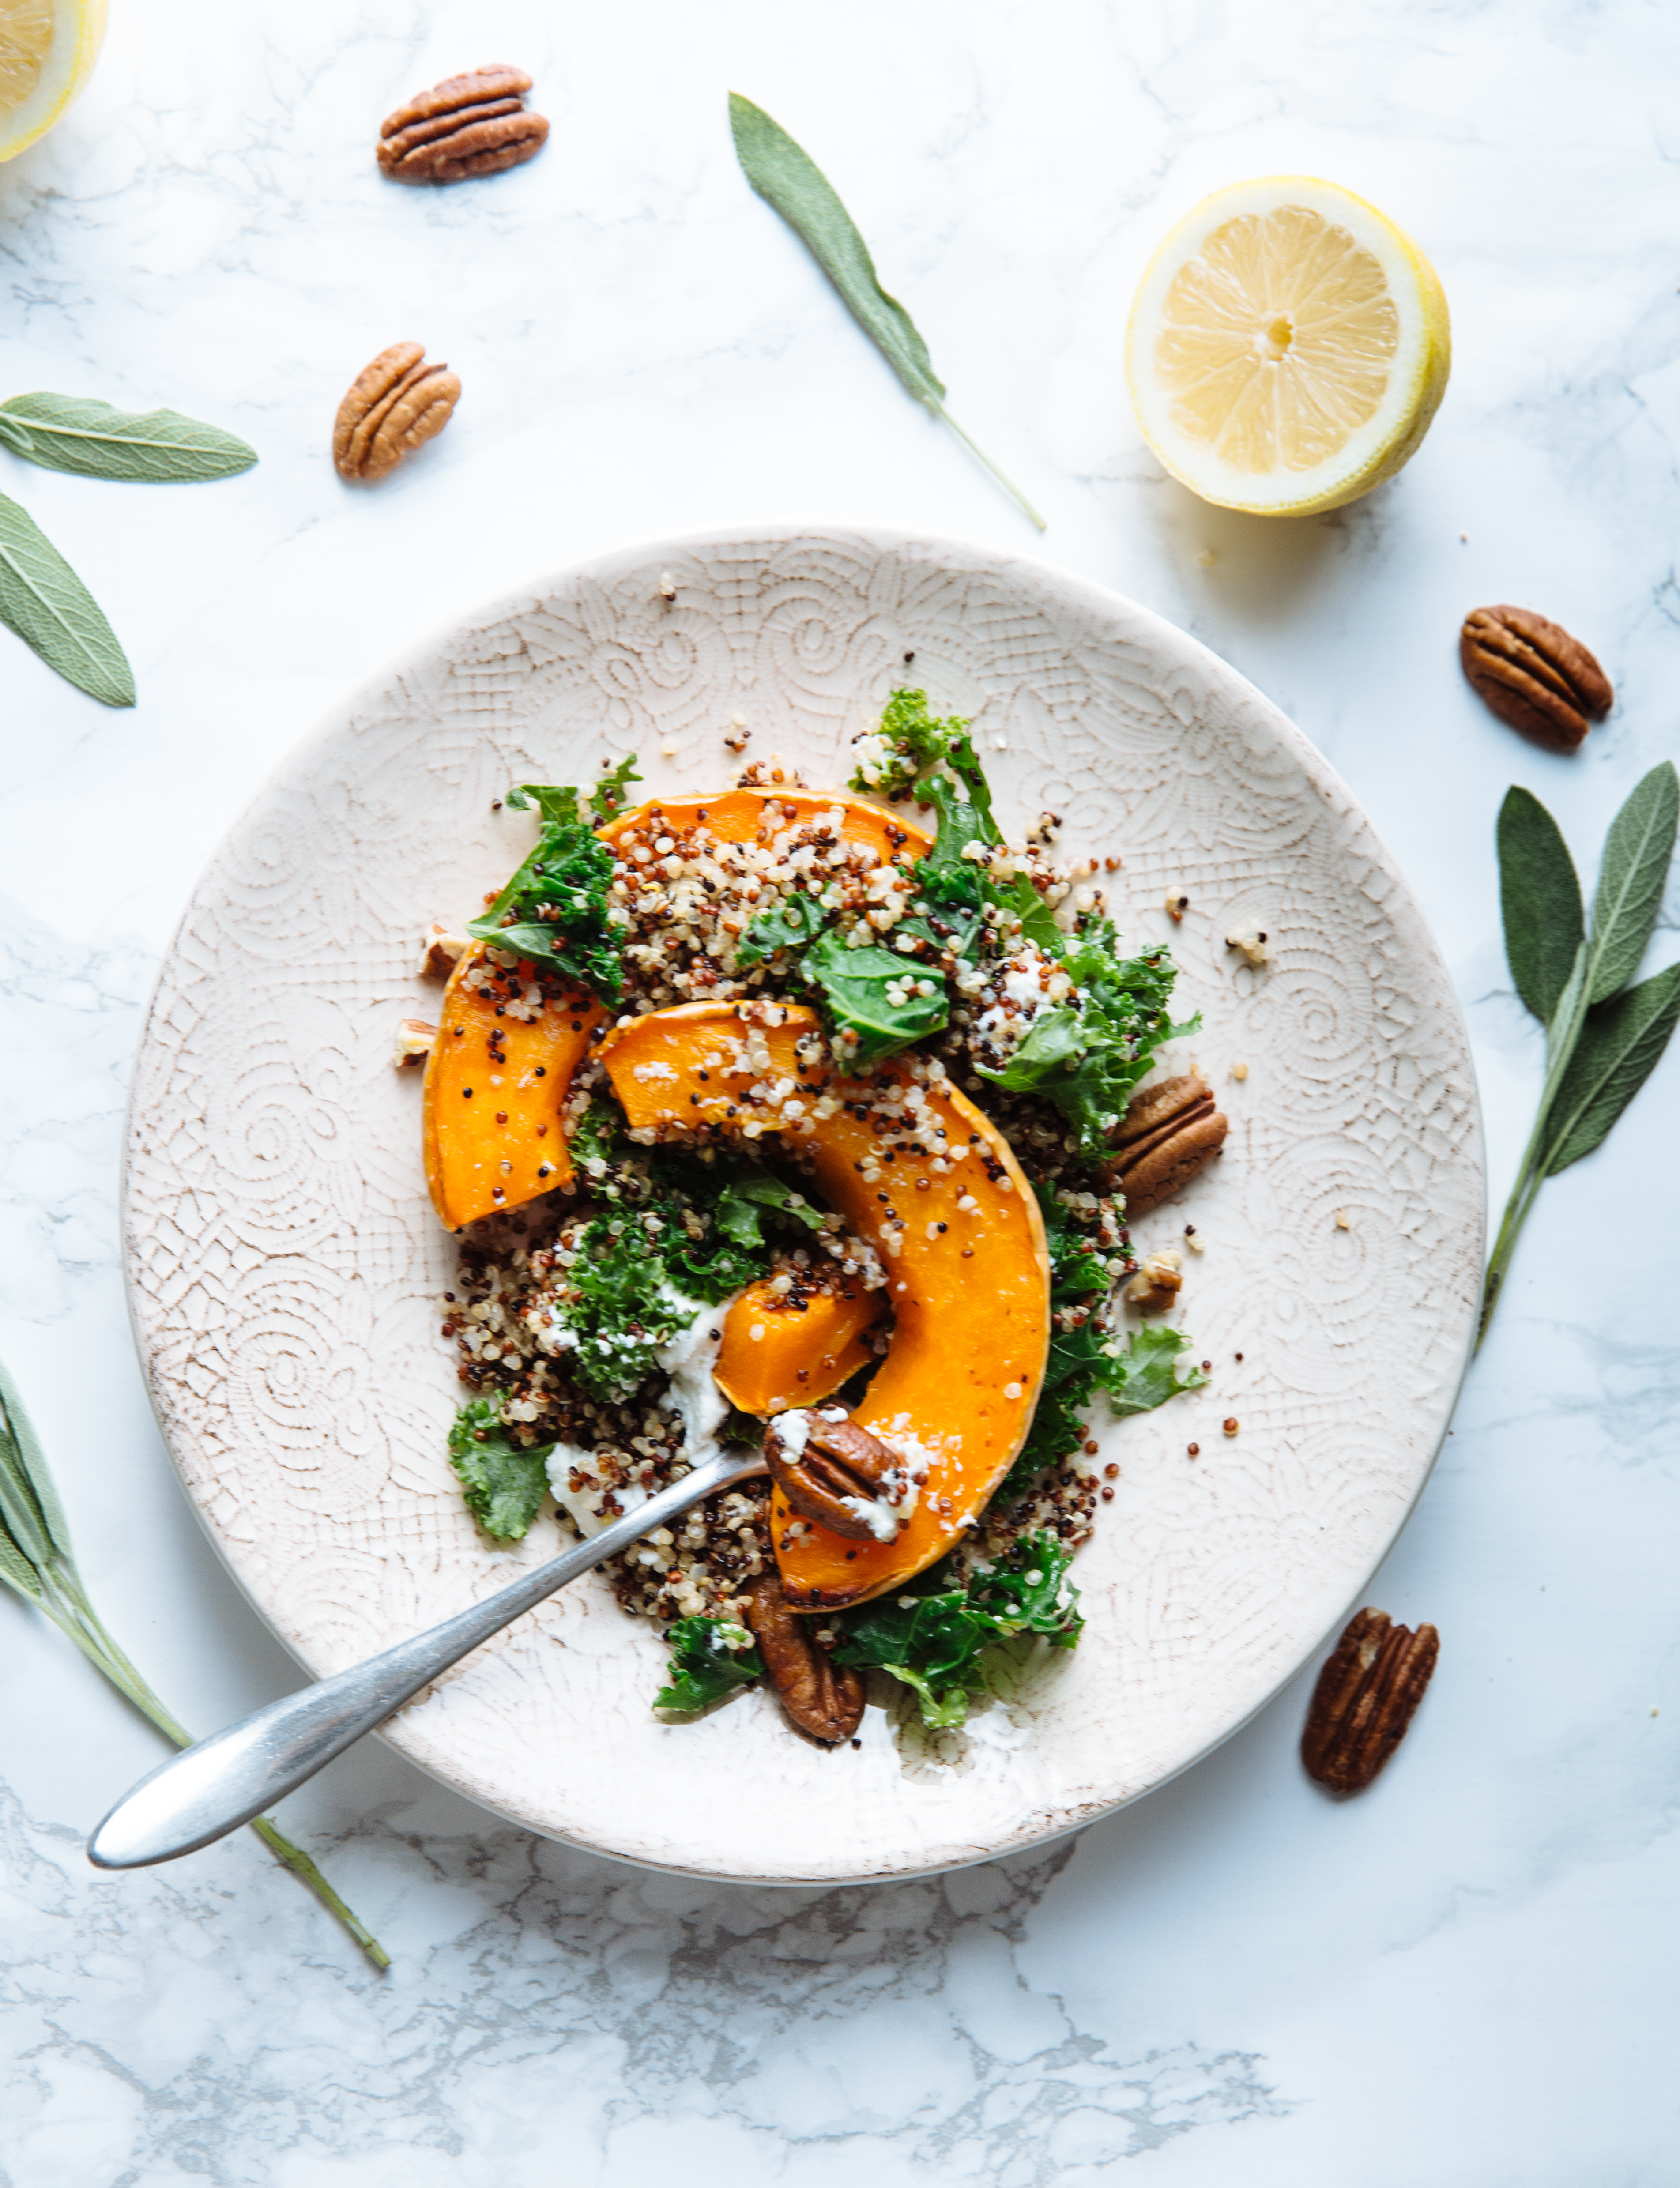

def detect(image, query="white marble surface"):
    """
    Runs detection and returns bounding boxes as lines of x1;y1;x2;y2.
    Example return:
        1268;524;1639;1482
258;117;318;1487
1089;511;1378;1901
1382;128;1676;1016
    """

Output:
1;0;1676;2179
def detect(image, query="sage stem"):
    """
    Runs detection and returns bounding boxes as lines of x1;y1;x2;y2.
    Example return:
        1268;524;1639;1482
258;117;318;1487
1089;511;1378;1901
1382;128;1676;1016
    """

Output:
933;404;1047;531
1476;951;1591;1350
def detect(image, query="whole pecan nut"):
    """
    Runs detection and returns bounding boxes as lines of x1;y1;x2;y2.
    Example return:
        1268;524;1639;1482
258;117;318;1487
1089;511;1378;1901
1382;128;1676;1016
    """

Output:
1301;1606;1439;1796
332;342;460;482
767;1407;907;1543
1104;1072;1228;1217
1460;605;1613;754
377;66;549;185
743;1571;864;1744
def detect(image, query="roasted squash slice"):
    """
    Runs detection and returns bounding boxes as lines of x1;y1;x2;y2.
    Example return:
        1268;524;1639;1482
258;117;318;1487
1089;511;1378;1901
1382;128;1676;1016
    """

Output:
426;787;930;1231
599;787;930;862
423;945;605;1229
599;1001;1051;1611
714;1280;885;1417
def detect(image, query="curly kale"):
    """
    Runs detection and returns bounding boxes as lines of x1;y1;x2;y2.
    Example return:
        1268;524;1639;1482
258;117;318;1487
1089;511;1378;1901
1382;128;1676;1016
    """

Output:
466;757;644;1002
832;1531;1084;1728
653;1617;764;1713
978;928;1197;1155
447;1398;554;1541
996;1189;1209;1504
555;1143;833;1403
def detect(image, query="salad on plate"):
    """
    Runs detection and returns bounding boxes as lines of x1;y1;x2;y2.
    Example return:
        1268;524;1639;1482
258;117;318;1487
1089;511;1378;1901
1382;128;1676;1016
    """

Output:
413;692;1227;1743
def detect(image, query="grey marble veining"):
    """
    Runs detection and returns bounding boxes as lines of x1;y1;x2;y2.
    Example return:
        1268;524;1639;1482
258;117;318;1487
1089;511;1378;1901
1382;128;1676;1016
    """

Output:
4;1781;1288;2184
4;0;1680;2180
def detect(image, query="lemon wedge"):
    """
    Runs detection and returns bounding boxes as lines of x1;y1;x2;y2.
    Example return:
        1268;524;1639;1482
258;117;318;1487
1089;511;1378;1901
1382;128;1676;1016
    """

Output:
1126;176;1450;516
0;0;105;163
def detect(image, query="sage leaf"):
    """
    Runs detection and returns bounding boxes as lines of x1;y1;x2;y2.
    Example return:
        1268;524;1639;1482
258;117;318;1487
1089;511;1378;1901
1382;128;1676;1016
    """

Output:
730;91;942;404
1497;785;1583;1024
0;1520;43;1604
0;493;134;706
728;92;1045;530
1543;963;1680;1175
0;1352;74;1570
0;392;257;483
1586;761;1679;1005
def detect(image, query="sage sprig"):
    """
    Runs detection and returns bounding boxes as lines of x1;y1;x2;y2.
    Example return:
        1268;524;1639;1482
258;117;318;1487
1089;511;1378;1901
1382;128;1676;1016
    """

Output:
728;94;1045;531
0;1353;389;1970
1480;763;1680;1345
0;390;256;706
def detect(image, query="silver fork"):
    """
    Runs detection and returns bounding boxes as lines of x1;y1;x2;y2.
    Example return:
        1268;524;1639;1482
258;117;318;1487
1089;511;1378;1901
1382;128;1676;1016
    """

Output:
87;1446;768;1870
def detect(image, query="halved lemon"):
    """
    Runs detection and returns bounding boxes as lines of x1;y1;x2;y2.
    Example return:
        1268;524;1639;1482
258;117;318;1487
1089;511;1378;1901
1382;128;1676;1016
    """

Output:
0;0;106;163
1126;176;1450;516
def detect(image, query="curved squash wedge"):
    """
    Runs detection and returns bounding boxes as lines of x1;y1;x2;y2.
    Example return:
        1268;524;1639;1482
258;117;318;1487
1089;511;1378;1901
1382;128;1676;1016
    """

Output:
599;787;930;862
714;1280;885;1417
599;1001;1051;1610
423;945;605;1229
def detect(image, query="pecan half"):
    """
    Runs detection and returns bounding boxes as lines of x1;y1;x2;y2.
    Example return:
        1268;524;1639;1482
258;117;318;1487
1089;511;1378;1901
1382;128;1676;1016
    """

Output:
332;343;460;482
1301;1607;1439;1796
767;1408;905;1543
1104;1073;1228;1217
742;1570;864;1743
1460;605;1612;754
377;66;549;185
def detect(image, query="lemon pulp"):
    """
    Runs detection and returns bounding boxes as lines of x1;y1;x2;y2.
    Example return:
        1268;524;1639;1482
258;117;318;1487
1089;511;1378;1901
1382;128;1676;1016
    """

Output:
1127;177;1450;516
0;0;106;162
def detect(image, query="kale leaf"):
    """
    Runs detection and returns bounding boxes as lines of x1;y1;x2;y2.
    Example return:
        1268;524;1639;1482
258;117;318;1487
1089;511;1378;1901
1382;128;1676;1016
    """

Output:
848;689;1063;979
994;1185;1209;1502
563;1195;771;1400
468;821;622;1001
447;1398;554;1541
559;1177;783;1403
832;1531;1083;1728
979;928;1194;1155
564;1211;694;1400
852;688;993;810
1103;1322;1211;1415
714;1169;826;1247
1000;1322;1209;1504
658;1205;772;1304
654;1616;763;1713
587;753;645;822
737;889;831;966
506;755;644;827
800;929;949;1065
468;760;643;1002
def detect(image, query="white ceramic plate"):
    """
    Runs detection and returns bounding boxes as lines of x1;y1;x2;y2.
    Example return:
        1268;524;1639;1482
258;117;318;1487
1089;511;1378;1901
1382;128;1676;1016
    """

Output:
124;527;1483;1882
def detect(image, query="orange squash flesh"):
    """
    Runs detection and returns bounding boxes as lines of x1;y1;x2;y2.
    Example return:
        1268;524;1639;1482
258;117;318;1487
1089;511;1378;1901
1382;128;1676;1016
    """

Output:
714;1280;885;1417
599;787;931;863
422;945;606;1230
599;1002;1051;1611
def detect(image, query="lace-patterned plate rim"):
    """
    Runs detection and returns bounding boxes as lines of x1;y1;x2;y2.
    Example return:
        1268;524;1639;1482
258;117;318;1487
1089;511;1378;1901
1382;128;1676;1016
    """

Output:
121;526;1484;1883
